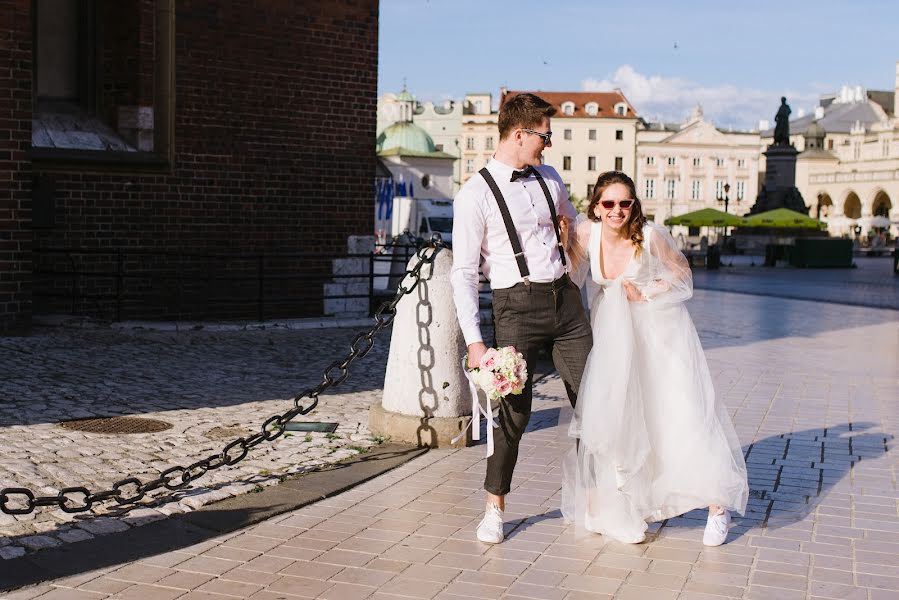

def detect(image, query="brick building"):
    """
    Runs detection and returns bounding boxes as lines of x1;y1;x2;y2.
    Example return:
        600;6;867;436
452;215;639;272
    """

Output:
0;0;379;331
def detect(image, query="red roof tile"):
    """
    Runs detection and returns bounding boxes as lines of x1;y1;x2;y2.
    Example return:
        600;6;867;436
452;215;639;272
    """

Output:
500;90;638;119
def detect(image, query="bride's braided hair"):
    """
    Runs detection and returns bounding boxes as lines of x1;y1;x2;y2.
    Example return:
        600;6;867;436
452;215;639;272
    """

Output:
587;171;647;255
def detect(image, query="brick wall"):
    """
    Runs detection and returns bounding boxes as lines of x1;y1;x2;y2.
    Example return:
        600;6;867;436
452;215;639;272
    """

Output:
0;0;33;332
6;0;379;324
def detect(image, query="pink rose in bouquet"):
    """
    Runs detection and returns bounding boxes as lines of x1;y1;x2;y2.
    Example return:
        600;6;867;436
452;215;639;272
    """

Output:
469;346;528;401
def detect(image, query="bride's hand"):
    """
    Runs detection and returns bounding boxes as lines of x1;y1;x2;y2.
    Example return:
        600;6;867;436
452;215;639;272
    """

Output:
558;216;571;249
622;281;645;302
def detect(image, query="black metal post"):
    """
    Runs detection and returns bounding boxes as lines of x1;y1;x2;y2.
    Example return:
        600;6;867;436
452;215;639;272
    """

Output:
368;252;375;317
116;251;123;322
258;255;265;322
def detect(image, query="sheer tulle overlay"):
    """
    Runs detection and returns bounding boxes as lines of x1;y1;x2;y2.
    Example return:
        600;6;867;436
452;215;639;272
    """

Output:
561;220;748;543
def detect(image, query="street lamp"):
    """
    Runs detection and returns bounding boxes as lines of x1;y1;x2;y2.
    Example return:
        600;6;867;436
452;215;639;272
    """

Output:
717;183;737;246
717;182;732;214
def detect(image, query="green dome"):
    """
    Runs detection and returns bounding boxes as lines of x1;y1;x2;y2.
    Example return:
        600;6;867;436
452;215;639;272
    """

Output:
376;121;436;154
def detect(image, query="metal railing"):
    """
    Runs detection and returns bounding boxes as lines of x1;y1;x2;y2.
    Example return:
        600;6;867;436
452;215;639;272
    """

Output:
33;241;487;322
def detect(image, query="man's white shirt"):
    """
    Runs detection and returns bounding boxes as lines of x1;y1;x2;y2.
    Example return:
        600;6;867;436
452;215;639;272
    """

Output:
450;158;576;346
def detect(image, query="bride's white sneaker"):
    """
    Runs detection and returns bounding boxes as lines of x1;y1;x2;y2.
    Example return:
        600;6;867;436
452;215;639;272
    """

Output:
703;509;731;546
476;503;504;544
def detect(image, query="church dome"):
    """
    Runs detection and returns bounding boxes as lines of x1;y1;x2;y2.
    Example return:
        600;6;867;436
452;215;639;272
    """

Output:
805;122;826;138
377;121;436;154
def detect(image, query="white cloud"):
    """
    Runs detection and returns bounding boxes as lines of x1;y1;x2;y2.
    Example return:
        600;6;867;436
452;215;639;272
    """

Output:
582;65;819;130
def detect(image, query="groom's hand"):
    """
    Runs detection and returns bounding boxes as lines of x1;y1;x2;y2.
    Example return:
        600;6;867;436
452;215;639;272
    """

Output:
622;281;645;302
467;342;488;369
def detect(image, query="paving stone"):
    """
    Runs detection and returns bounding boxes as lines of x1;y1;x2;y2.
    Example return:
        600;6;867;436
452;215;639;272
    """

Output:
2;286;898;599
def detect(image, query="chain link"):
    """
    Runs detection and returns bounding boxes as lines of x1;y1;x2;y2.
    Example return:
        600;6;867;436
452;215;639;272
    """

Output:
0;238;444;516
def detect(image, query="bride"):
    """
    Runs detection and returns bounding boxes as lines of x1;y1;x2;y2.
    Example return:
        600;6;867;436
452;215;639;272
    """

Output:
560;171;748;546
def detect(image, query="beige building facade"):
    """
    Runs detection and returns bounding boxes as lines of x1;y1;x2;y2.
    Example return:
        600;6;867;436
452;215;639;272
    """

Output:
500;90;639;208
636;106;761;226
787;62;899;238
459;92;499;187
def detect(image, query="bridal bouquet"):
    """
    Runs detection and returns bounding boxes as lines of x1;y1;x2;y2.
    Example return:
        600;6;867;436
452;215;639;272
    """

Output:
469;346;528;401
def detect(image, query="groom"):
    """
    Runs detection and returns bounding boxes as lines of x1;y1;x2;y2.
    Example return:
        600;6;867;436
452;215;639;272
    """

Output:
450;92;592;543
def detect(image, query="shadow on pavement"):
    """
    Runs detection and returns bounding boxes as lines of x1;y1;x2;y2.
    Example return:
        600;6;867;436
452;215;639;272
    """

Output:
653;422;892;542
0;443;427;593
510;422;891;547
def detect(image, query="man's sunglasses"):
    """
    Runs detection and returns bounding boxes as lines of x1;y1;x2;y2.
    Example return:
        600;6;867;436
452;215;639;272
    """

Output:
600;200;635;209
522;128;552;144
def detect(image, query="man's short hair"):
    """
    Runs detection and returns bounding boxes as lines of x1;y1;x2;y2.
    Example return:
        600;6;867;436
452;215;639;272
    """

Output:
498;93;556;139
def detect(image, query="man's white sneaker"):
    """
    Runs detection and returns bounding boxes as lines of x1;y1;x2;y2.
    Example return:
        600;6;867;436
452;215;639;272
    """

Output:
703;509;731;546
476;503;504;544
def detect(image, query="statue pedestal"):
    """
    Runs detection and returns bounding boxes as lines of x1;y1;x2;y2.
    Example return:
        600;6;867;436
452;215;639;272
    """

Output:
369;249;470;448
763;144;799;193
747;144;808;215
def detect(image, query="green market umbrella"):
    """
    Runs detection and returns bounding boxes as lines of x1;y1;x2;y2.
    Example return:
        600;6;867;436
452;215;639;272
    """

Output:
664;208;746;227
743;208;827;230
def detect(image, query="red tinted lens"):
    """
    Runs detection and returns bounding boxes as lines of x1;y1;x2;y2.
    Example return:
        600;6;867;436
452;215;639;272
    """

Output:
600;200;634;209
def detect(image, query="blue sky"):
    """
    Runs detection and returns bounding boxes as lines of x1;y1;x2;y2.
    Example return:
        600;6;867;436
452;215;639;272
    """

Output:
379;0;899;129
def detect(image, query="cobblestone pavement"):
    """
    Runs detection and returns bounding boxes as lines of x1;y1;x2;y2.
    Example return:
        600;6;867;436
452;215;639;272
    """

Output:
692;256;899;310
0;324;399;558
2;286;897;598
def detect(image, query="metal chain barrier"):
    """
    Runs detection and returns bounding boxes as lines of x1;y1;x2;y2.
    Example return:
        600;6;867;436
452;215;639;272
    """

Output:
0;237;445;516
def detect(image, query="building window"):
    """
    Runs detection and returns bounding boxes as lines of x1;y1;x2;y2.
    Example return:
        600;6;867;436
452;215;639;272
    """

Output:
645;179;655;199
691;180;701;200
614;102;627;116
828;139;834;150
466;159;474;173
715;180;725;197
667;156;676;166
585;102;598;116
853;142;861;160
646;156;655;166
588;129;596;140
693;157;701;167
485;136;494;150
615;130;623;140
666;179;676;199
564;129;572;140
561;101;575;116
563;156;571;170
564;183;571;193
884;139;890;157
465;137;475;151
588;156;596;171
586;184;595;198
736;180;745;200
615;156;623;170
716;157;725;167
737;158;746;167
32;0;175;158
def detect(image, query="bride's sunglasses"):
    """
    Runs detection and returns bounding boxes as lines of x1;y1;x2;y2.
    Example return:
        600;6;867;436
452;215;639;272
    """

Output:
600;200;635;209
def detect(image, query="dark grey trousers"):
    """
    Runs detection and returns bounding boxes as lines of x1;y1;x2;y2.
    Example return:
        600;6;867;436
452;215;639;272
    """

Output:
484;274;592;496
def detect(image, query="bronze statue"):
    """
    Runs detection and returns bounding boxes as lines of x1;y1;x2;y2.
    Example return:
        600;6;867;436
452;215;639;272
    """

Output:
773;97;791;145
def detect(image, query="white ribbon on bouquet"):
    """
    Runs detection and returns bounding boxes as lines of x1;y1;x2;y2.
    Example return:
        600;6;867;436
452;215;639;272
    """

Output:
451;356;499;457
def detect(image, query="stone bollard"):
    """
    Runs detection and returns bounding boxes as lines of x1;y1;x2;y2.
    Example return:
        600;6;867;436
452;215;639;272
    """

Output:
369;248;470;448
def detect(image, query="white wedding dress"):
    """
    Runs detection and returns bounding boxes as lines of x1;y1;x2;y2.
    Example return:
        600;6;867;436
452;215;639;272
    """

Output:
561;220;748;543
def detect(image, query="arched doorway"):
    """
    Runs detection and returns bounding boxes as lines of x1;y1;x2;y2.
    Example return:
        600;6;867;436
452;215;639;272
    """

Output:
843;192;862;218
816;192;833;219
872;191;892;217
871;191;893;240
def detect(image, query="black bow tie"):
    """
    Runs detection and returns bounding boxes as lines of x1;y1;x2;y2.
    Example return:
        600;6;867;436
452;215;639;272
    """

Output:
510;166;535;182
